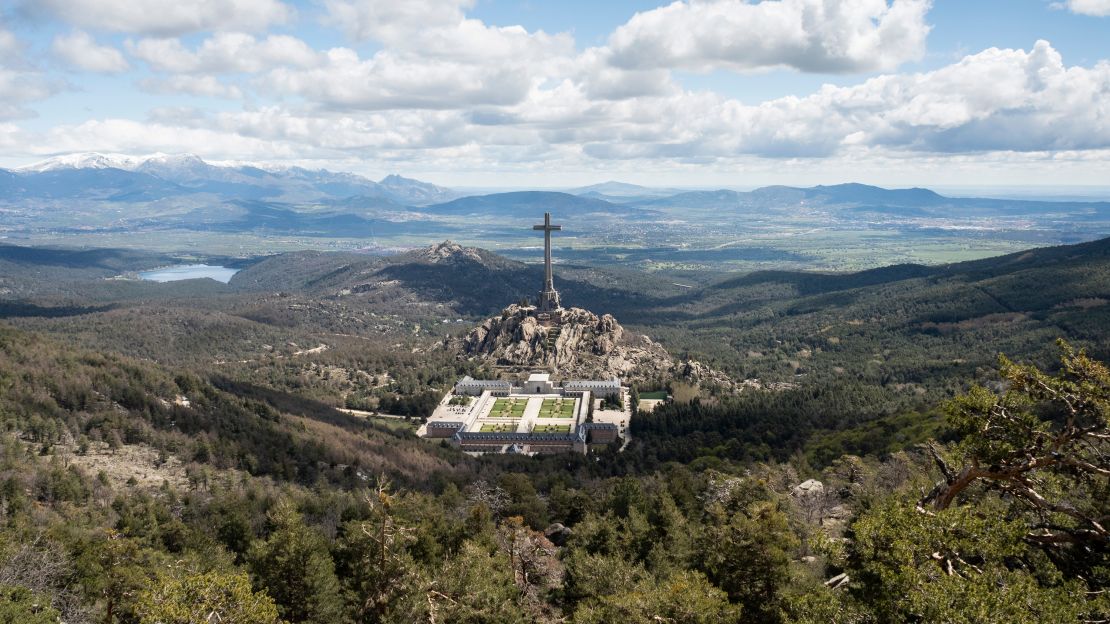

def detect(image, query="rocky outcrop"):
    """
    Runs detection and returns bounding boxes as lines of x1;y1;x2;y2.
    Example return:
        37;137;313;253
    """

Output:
415;240;485;264
458;304;734;388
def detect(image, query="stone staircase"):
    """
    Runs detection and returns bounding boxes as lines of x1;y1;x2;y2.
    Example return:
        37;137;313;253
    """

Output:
545;326;561;350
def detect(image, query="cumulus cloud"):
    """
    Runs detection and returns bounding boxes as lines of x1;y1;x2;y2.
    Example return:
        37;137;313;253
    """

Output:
52;31;130;73
267;2;574;110
567;40;1110;159
0;69;61;120
35;0;292;36
264;48;540;110
607;0;931;73
128;33;319;74
6;0;1110;181
37;117;291;159
321;0;572;65
800;40;1110;153
22;39;1110;165
323;0;474;44
139;75;243;98
1058;0;1110;16
0;25;61;119
127;2;572;110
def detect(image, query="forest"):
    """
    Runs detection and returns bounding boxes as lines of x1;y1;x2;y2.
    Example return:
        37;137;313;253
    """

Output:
0;237;1108;622
0;323;1107;622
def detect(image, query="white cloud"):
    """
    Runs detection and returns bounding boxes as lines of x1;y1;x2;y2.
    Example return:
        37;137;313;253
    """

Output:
574;48;678;101
52;31;130;73
0;26;61;119
36;0;293;36
5;0;1110;185
20;40;1109;166
811;40;1110;153
0;27;18;60
558;40;1110;160
125;15;576;110
264;48;539;110
270;3;574;110
607;0;931;74
129;33;319;74
0;69;60;120
404;39;1110;164
322;0;474;44
139;75;243;98
37;118;291;159
1058;0;1110;16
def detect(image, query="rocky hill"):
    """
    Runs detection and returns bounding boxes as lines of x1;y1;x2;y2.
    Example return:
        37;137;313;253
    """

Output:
229;241;686;320
457;303;733;388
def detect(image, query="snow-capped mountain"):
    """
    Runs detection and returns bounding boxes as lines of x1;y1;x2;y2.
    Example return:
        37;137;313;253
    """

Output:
17;152;144;173
6;153;457;205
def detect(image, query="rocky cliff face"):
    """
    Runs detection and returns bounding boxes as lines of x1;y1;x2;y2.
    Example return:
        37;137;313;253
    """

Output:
459;304;733;388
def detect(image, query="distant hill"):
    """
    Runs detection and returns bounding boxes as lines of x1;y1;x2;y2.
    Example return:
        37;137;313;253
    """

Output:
631;182;1110;219
423;191;634;217
568;180;683;200
802;183;946;206
180;200;443;238
0;244;171;272
635;189;752;210
230;240;687;318
0;243;245;302
623;235;1110;397
378;174;457;205
231;241;537;315
635;183;947;212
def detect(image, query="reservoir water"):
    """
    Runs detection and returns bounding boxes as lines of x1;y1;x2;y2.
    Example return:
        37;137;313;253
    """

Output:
139;264;239;283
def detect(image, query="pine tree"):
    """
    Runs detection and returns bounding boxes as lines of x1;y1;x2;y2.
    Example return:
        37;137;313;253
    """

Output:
247;500;343;624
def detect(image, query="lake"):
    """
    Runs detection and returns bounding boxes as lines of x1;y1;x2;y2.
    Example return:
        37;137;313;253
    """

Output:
139;264;239;283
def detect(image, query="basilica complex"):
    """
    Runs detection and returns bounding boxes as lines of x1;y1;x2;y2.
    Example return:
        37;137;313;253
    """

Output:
419;213;632;455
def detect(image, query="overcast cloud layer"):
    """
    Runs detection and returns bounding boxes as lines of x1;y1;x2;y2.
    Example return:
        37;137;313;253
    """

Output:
3;0;1110;185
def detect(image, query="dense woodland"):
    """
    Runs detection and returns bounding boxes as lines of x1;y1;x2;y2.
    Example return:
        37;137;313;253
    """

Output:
1;323;1108;622
0;238;1109;622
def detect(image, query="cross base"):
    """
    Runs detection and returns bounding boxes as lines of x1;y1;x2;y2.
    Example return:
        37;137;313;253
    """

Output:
537;288;561;313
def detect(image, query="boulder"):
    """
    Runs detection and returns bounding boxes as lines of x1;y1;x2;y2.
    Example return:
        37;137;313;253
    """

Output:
544;523;573;547
792;479;825;498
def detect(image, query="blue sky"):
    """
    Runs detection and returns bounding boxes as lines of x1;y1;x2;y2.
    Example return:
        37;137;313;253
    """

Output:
2;0;1110;187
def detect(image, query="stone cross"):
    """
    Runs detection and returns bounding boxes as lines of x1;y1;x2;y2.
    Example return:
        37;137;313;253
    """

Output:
533;212;562;312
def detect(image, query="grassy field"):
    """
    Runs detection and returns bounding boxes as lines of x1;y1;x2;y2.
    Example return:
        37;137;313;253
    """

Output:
538;398;576;418
638;390;668;400
490;398;528;417
479;422;518;433
532;424;571;434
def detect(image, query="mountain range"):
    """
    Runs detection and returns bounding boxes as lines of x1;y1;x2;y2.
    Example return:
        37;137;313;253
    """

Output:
4;152;457;206
5;153;1109;220
3;153;1110;255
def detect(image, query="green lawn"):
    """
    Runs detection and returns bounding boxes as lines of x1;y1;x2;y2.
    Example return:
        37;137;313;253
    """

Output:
539;398;576;419
532;424;571;434
490;398;528;417
479;422;518;433
639;390;668;400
